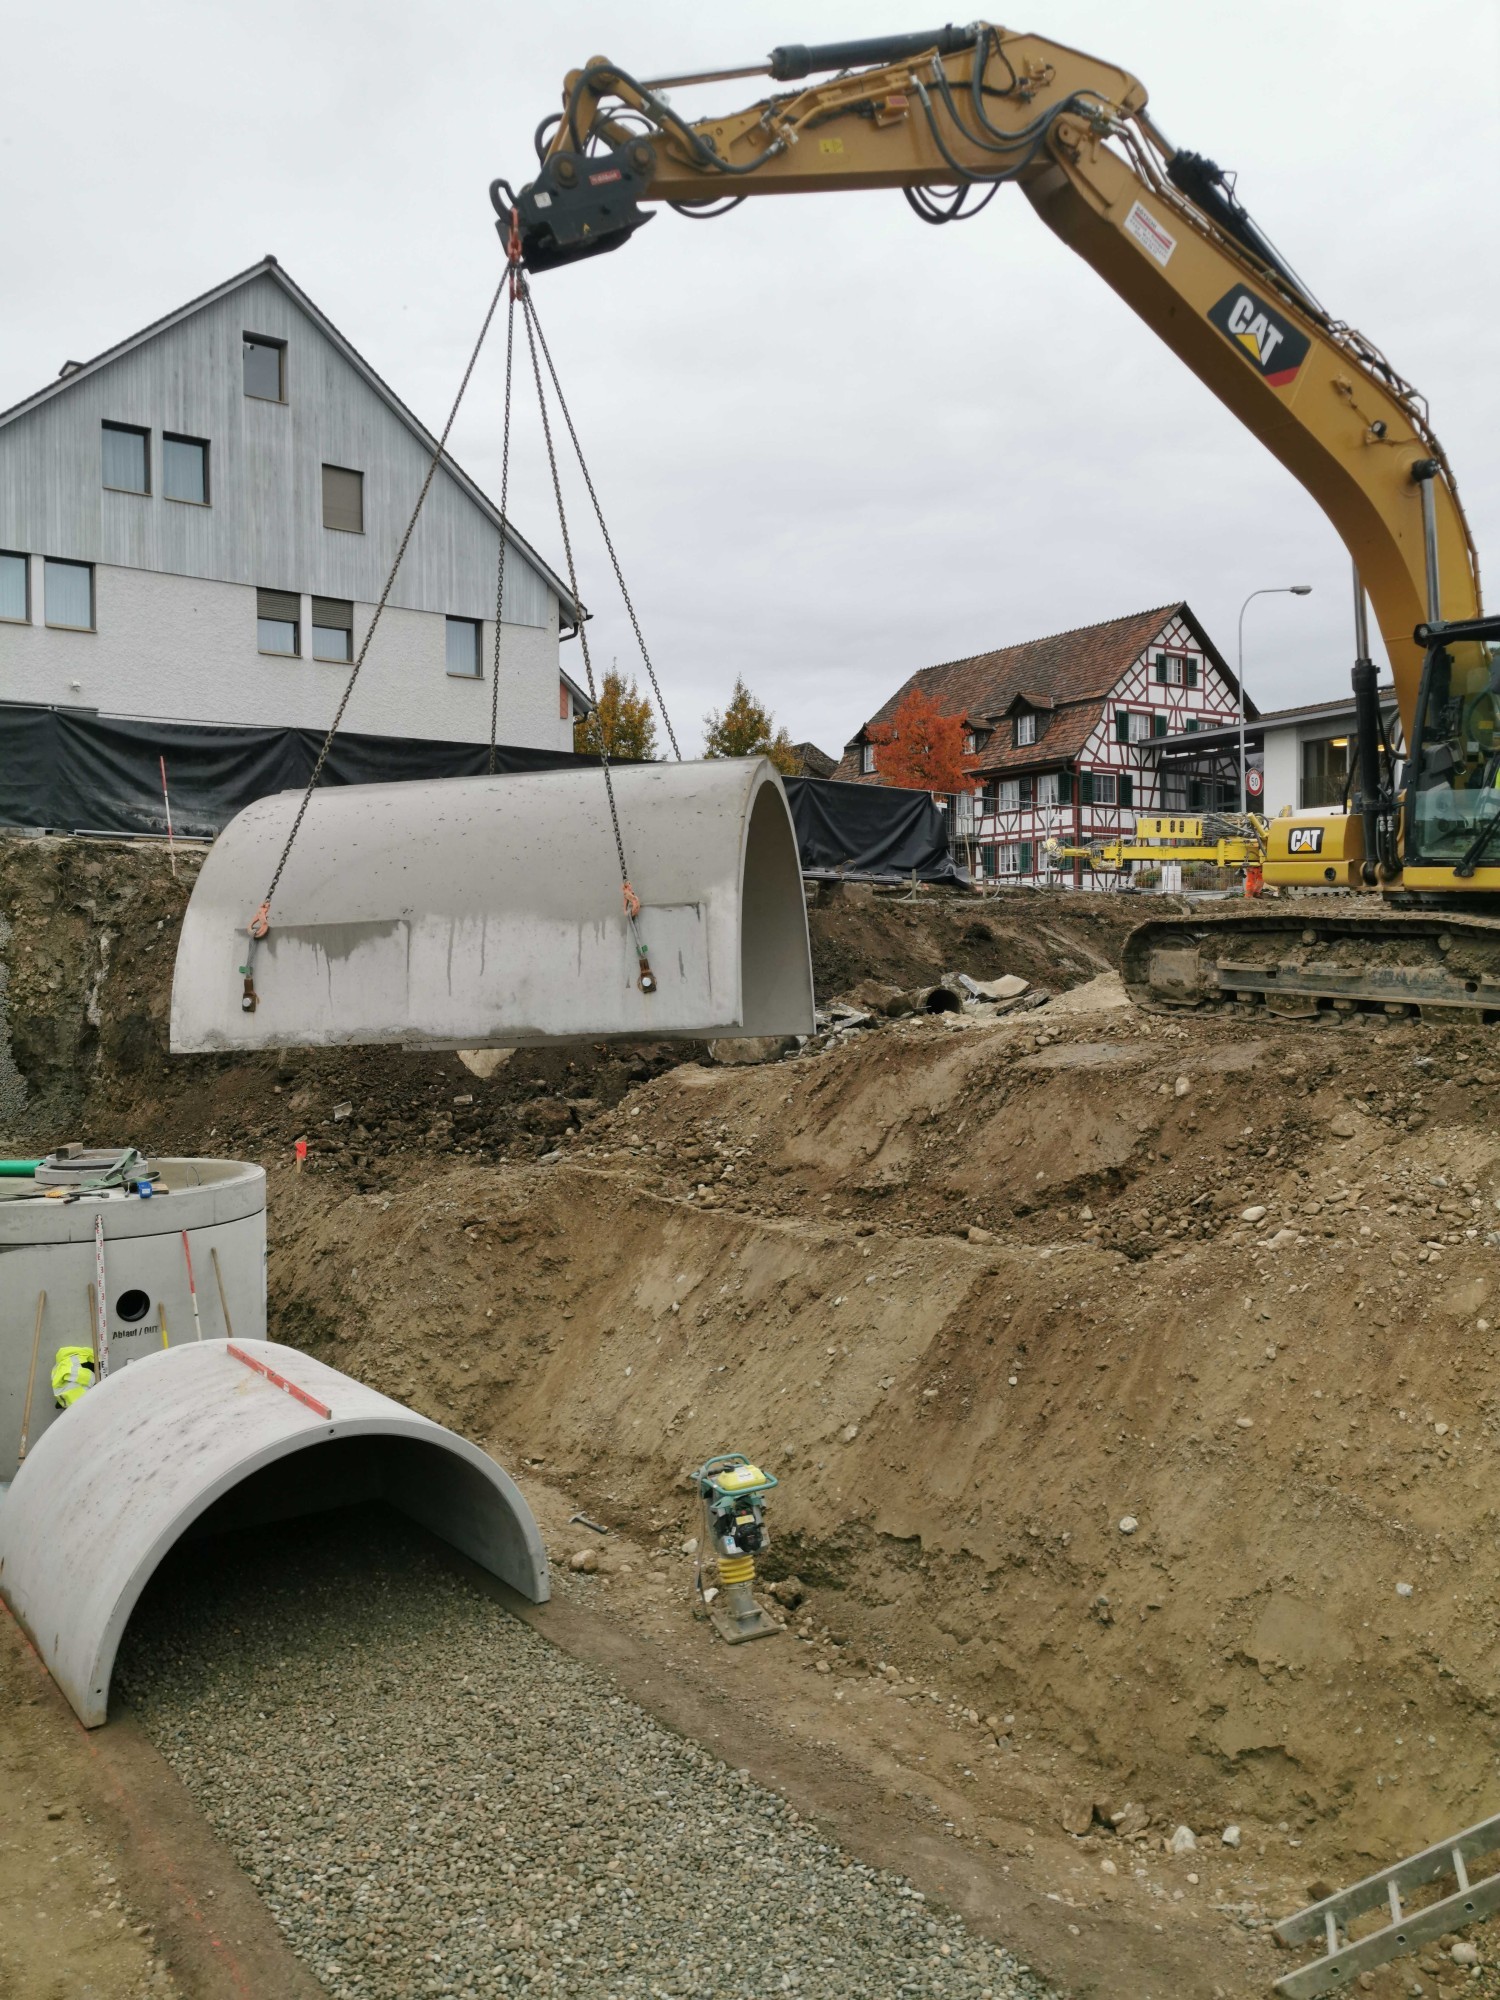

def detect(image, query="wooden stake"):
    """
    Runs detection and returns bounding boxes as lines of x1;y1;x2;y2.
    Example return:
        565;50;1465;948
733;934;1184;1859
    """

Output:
18;1290;45;1462
209;1245;235;1339
159;1302;170;1350
159;754;177;878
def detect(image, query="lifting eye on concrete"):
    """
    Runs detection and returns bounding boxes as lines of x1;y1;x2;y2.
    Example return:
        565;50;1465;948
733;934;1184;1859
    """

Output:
170;759;815;1055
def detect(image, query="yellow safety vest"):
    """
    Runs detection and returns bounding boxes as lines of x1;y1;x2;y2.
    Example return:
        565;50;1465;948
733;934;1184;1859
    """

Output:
51;1346;97;1410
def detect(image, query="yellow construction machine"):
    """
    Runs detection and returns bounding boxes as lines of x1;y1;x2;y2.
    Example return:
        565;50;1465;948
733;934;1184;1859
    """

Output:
1044;813;1269;882
500;24;1497;1020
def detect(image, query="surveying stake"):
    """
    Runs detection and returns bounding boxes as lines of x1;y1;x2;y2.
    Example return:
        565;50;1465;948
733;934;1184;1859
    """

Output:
694;1455;780;1645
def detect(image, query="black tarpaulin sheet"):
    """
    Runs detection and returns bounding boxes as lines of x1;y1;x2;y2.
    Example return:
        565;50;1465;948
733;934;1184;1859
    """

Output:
0;706;598;839
783;776;968;883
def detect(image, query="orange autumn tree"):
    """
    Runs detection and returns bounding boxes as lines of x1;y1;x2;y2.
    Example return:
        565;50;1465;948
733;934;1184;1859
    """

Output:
870;684;975;795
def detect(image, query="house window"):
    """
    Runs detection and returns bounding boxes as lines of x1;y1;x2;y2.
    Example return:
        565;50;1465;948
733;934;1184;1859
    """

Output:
312;597;354;662
243;335;285;401
101;422;149;495
1302;735;1350;809
163;433;209;505
997;841;1034;874
0;551;28;622
980;780;999;814
446;616;481;678
860;742;876;775
997;778;1019;812
322;464;364;534
1091;772;1118;807
256;587;299;656
44;559;93;631
1153;652;1200;688
1014;711;1037;747
1116;708;1156;744
1037;771;1060;807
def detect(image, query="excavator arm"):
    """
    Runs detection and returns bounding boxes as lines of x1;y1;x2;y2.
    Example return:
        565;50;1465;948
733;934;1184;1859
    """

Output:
498;24;1481;741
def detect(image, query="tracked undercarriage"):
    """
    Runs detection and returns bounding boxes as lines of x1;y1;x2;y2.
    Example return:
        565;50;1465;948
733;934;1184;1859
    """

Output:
1122;904;1500;1021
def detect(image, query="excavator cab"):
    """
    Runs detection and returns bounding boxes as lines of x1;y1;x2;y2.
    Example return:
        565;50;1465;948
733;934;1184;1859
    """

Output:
1406;617;1500;879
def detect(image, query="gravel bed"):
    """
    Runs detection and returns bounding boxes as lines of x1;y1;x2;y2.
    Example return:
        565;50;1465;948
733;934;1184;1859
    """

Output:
116;1509;1059;2000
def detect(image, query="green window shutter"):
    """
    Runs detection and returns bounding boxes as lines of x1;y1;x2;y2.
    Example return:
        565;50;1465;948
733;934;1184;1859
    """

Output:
1153;712;1167;738
1020;841;1033;872
1080;770;1094;805
1186;717;1198;734
1115;709;1130;743
1186;660;1199;687
1155;655;1168;683
1120;774;1134;808
1057;769;1072;805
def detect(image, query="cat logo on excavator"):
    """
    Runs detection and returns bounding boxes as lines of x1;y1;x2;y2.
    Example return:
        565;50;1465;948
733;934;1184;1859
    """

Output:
1207;286;1310;388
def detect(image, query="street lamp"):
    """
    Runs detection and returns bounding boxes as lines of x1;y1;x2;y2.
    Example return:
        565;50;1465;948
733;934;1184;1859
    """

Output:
1237;584;1312;815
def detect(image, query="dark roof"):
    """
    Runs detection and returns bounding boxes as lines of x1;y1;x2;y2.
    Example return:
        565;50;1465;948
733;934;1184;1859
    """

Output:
0;255;580;620
789;740;837;779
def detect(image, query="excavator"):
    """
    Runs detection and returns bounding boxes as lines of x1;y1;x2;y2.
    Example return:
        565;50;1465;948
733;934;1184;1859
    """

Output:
489;22;1499;1023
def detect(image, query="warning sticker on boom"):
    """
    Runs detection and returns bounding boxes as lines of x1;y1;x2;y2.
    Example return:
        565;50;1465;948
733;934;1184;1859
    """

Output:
1207;285;1311;388
1124;201;1177;266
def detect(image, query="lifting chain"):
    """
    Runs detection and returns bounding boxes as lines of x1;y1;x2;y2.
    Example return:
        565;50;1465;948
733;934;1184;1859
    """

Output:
245;208;669;1005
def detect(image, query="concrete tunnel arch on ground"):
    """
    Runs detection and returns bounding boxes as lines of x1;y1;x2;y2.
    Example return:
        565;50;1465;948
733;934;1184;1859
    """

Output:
0;1341;549;1727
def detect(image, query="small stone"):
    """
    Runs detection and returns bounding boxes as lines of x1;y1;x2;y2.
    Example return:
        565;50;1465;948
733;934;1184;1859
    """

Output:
1174;1076;1191;1098
1235;1416;1253;1429
567;1549;598;1574
1241;1205;1267;1224
332;1101;353;1121
769;1577;805;1609
967;1225;995;1245
1112;1803;1150;1839
1330;1108;1358;1138
1451;1942;1480;1967
1099;1858;1117;1876
680;1537;698;1556
815;1659;831;1676
1059;1799;1094;1837
1167;1825;1197;1855
841;1423;860;1442
1118;1516;1139;1536
1221;1824;1242;1848
1433;1421;1449;1436
1396;1581;1414;1598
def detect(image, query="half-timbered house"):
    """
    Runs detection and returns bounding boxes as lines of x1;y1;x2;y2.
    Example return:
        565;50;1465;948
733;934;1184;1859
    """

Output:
835;603;1247;883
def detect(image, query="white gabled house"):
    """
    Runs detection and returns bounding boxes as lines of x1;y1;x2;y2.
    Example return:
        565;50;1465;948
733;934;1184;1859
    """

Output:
0;256;590;750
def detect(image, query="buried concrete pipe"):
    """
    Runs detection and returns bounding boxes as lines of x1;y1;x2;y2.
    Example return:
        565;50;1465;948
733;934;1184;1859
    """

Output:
0;1341;548;1727
171;759;814;1054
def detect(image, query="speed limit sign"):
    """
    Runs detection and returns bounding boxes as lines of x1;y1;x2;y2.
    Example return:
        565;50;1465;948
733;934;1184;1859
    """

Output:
1246;767;1264;799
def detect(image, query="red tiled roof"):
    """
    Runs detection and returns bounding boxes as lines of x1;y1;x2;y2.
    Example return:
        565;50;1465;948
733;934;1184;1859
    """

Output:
833;603;1238;781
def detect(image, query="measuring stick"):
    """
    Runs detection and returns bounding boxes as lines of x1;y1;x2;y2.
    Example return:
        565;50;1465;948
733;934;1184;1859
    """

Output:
18;1290;45;1461
92;1215;111;1377
209;1246;235;1338
180;1229;204;1342
159;754;177;878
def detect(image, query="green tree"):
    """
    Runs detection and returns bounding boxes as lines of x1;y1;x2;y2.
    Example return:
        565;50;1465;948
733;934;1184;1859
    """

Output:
574;666;658;761
703;676;800;776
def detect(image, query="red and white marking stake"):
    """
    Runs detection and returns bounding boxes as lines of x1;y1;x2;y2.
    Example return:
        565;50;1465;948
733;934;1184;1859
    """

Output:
180;1229;204;1341
159;754;177;878
226;1343;332;1419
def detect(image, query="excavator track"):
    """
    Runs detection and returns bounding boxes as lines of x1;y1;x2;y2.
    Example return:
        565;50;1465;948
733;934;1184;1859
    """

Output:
1122;904;1500;1022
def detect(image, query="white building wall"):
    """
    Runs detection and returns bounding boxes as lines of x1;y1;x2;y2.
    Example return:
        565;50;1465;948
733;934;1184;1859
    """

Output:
0;562;572;748
0;265;574;749
1260;726;1301;817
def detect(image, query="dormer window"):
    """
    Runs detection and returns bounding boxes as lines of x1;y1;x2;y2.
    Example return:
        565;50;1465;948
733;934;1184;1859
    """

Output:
1154;651;1199;687
861;741;876;774
1014;710;1037;747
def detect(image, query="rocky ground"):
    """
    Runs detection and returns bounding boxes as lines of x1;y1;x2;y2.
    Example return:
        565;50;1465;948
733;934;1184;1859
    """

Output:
6;833;1500;1999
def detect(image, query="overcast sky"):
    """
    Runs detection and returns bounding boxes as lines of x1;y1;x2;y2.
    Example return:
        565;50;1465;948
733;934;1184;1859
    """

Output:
5;1;1497;756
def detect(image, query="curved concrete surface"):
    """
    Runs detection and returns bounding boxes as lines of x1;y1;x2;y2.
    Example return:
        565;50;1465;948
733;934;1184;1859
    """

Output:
170;757;814;1052
0;1341;549;1726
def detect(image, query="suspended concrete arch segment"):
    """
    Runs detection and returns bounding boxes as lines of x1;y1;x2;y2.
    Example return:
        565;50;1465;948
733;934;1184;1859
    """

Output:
170;758;815;1053
0;1341;549;1727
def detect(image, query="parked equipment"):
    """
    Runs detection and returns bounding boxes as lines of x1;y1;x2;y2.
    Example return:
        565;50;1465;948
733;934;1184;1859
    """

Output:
1045;813;1269;880
500;23;1493;1019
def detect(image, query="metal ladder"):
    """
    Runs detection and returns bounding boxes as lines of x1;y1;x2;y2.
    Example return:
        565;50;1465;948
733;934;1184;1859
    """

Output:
1273;1811;1500;1996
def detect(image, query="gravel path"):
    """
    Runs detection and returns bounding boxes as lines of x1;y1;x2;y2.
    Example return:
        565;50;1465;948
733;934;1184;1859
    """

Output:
116;1511;1059;2000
